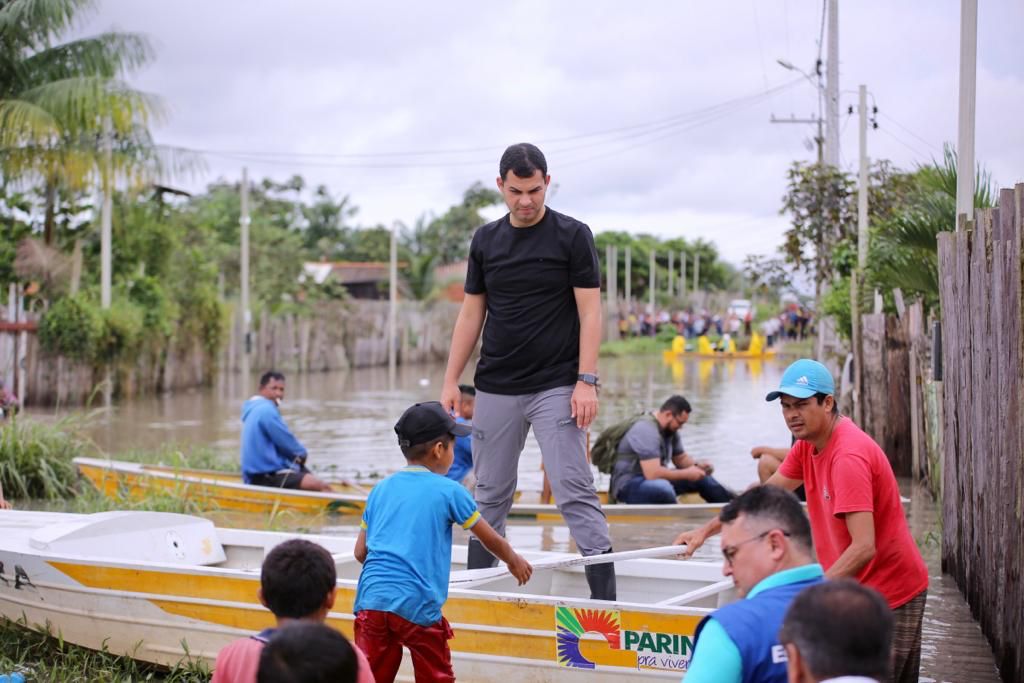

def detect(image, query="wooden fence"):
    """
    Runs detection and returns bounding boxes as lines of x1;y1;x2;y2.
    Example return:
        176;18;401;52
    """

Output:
937;183;1023;683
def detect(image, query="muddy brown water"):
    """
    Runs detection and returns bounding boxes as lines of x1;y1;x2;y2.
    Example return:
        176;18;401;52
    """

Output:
71;356;999;681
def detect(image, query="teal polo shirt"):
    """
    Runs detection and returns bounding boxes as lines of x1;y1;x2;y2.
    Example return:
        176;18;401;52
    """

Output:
683;563;825;683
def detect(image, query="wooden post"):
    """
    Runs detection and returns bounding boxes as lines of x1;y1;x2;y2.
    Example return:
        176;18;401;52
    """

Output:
908;301;924;480
850;270;862;426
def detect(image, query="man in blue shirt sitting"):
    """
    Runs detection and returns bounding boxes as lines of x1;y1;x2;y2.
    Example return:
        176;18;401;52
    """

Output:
241;371;331;491
684;486;823;683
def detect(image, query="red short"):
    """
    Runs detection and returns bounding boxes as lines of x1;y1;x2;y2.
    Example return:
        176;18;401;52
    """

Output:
354;609;455;683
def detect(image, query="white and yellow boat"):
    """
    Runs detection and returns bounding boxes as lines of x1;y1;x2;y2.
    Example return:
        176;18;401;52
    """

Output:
0;509;733;680
74;457;735;524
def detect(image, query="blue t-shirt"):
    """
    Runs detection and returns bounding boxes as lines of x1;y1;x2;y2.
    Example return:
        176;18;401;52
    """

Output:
354;466;481;626
445;417;473;484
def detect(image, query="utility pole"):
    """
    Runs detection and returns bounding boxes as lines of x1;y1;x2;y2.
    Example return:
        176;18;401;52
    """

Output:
240;168;251;378
825;0;840;167
666;250;674;297
955;0;977;224
648;249;656;314
693;252;700;294
679;252;687;300
770;114;824;165
852;84;870;426
605;245;618;341
100;123;112;309
624;246;632;306
388;220;397;381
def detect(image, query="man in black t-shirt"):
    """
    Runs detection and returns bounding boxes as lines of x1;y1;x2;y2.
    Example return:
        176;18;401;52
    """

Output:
440;143;615;600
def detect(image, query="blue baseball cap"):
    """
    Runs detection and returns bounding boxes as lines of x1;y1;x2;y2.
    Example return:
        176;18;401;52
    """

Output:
766;359;835;401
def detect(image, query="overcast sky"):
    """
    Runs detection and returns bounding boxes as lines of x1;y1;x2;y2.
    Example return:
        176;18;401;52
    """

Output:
77;1;1023;265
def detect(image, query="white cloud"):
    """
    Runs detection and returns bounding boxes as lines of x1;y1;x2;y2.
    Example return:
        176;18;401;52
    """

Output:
76;1;1024;264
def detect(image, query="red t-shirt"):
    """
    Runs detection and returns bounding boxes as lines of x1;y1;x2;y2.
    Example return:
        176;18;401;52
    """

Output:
778;417;928;608
212;631;376;683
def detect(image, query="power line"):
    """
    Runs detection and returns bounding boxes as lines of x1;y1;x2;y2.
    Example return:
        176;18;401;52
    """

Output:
168;80;803;171
878;112;942;155
876;126;931;161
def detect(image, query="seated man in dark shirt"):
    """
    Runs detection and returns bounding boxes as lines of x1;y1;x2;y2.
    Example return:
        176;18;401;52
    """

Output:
610;395;734;504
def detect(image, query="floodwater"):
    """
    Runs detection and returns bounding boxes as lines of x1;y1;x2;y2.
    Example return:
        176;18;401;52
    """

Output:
79;355;1000;682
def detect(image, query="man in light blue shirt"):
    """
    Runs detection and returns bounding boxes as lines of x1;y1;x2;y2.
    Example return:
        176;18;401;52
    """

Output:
684;486;823;683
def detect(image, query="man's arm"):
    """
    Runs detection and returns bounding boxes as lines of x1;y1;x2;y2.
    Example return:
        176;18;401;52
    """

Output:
750;445;790;460
354;528;367;564
470;518;533;585
826;511;876;578
572;286;601;428
441;293;486;413
0;481;10;510
643;456;705;482
673;474;804;556
263;411;307;461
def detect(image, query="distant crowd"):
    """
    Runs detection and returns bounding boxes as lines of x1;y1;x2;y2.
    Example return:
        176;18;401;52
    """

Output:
616;303;815;345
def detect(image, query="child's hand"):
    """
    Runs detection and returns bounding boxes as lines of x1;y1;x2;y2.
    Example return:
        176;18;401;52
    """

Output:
507;554;533;585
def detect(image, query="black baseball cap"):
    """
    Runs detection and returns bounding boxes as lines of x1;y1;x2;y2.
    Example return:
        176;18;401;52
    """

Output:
394;401;471;448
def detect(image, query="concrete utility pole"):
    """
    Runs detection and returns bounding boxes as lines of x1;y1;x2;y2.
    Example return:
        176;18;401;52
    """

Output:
955;0;978;224
240;168;251;368
693;252;700;293
388;220;397;379
648;249;656;314
100;123;112;309
857;85;869;270
852;84;870;426
825;0;840;167
605;245;618;341
624;246;632;305
667;250;674;297
679;252;687;299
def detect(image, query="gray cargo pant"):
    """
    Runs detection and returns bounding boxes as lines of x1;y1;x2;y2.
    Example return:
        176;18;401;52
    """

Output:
471;385;612;556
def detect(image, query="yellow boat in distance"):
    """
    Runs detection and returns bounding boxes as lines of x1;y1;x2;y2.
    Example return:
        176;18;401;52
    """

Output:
0;509;734;680
74;457;734;524
662;332;778;361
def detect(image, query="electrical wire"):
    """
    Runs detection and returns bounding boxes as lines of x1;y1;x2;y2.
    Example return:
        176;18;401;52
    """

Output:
878;112;942;155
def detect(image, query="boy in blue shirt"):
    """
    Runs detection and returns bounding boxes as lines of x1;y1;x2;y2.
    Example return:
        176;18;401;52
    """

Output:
444;384;476;487
354;401;532;683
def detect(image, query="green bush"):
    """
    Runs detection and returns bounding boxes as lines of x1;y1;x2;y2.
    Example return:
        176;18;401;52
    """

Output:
129;276;177;339
95;300;145;364
38;296;103;361
0;418;84;500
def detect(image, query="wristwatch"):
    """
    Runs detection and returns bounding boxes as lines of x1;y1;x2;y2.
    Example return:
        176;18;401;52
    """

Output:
577;373;600;387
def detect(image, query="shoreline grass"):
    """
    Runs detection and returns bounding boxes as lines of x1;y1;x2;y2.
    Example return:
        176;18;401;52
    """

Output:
0;616;210;682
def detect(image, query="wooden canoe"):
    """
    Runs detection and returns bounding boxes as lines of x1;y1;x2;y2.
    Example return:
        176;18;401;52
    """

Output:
0;509;734;680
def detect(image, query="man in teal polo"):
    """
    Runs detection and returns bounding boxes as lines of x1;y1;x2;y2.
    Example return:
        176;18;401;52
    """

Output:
684;486;823;683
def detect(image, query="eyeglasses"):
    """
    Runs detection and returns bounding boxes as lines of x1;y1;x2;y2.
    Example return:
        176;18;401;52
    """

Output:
721;529;791;566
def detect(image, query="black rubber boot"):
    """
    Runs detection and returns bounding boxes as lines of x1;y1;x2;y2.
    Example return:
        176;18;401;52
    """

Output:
466;538;497;569
584;551;617;601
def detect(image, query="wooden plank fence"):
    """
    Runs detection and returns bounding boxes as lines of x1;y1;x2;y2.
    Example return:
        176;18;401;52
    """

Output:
937;183;1023;683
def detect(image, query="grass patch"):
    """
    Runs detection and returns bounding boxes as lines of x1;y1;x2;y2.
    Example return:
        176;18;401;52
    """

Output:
115;443;235;472
0;416;91;501
0;616;210;682
600;336;668;357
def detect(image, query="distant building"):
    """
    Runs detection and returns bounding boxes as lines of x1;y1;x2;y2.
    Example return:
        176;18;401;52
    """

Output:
301;261;394;300
434;260;468;302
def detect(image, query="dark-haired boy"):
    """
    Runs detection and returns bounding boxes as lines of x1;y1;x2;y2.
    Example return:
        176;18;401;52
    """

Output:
212;538;374;683
354;401;533;683
257;622;359;683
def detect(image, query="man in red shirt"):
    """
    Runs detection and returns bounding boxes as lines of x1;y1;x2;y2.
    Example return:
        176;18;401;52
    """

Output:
674;359;928;683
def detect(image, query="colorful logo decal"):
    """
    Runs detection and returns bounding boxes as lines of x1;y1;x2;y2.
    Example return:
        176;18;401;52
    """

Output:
554;606;696;672
555;607;620;669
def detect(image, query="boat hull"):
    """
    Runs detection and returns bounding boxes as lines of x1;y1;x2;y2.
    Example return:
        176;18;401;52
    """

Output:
0;510;732;681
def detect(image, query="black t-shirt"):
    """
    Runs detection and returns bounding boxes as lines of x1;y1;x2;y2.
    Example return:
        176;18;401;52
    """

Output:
464;207;600;395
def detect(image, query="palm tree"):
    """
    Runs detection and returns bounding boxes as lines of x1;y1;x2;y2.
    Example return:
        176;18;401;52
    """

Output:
0;0;169;245
868;145;995;313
